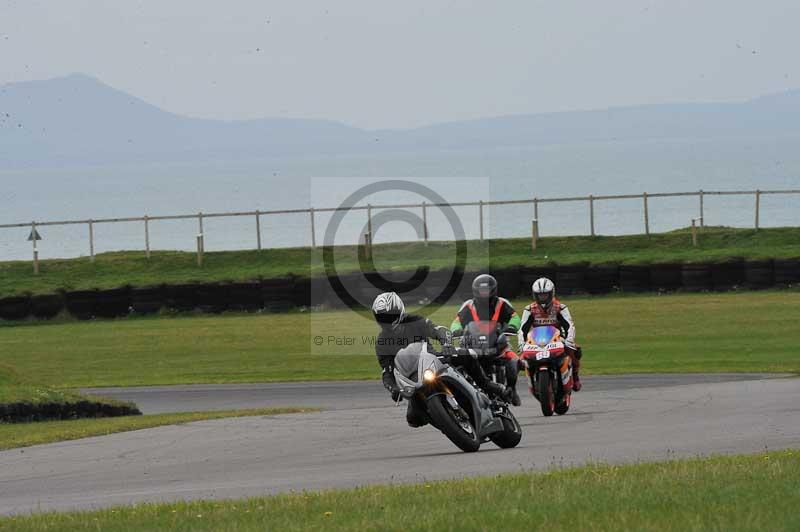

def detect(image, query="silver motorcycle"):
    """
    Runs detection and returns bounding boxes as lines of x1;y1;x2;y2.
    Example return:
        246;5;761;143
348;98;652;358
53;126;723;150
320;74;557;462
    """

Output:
393;337;522;453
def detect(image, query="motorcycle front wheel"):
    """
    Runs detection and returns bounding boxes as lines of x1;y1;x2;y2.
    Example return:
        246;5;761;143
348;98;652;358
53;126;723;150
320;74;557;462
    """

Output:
427;394;481;453
537;370;555;417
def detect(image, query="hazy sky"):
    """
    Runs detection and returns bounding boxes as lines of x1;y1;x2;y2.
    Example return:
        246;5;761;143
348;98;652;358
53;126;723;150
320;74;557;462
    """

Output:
1;1;798;128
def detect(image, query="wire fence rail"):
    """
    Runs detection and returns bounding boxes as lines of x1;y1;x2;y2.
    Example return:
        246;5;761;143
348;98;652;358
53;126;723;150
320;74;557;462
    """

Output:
3;188;799;274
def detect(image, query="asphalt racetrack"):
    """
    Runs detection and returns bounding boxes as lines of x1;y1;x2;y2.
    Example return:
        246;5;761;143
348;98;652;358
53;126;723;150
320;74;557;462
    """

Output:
1;374;798;515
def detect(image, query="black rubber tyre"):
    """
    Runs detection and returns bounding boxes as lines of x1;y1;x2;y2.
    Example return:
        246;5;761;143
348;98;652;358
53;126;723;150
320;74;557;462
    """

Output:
555;395;570;415
490;410;522;449
427;395;481;453
537;371;555;417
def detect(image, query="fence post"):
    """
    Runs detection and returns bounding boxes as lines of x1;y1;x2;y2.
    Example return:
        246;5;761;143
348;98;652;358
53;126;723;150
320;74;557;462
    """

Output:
309;208;316;248
255;210;262;250
364;233;372;259
531;220;538;252
533;198;539;235
421;202;429;245
699;190;705;228
691;219;698;247
643;192;650;236
479;200;484;241
367;204;373;244
755;189;761;230
31;221;39;275
88;219;95;262
589;195;595;236
196;234;204;266
144;215;151;259
198;212;204;235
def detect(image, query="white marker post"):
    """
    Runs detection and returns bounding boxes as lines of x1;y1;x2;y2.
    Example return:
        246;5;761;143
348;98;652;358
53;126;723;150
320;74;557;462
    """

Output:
144;215;151;259
28;222;42;275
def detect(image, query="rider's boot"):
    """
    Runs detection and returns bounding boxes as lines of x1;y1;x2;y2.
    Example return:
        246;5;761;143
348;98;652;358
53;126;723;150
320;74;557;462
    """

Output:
505;371;522;406
382;367;401;399
485;381;510;401
500;355;522;406
406;397;429;428
571;350;582;392
509;387;522;407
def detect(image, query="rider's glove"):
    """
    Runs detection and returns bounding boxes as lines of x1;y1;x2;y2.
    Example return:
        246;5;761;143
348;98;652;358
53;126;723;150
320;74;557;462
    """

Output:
434;326;452;345
565;339;577;351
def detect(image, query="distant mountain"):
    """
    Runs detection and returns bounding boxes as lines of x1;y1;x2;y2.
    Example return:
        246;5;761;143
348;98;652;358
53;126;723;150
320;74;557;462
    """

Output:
2;73;800;168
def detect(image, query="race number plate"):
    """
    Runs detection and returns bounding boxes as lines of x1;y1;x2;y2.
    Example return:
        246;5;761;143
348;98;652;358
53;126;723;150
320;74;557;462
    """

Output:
535;351;550;360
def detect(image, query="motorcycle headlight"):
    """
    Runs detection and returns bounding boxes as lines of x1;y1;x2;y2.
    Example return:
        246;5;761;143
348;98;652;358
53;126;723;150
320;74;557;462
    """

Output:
423;369;436;382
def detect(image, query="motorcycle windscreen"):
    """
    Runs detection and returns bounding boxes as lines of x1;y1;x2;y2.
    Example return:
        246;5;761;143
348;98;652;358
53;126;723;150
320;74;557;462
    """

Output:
394;342;423;379
530;325;559;347
464;320;499;347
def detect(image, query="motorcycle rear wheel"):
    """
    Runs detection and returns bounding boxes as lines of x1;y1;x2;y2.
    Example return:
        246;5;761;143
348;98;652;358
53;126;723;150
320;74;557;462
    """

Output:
427;395;481;453
537;371;555;417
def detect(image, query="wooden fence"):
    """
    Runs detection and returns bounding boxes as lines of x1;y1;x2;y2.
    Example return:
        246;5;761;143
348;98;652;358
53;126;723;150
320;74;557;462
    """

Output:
1;188;798;272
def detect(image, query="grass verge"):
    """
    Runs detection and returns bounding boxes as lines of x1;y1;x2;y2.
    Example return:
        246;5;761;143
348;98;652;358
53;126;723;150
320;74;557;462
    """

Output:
0;290;798;387
1;226;799;297
0;365;139;422
0;407;317;451
1;450;797;531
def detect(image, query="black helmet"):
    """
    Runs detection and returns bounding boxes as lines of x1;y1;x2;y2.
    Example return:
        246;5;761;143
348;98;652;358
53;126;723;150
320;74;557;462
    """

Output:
472;274;498;306
372;292;406;328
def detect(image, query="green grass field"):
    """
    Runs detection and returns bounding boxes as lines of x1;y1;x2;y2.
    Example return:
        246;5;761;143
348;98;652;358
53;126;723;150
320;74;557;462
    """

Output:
2;450;797;531
0;290;798;388
2;226;799;297
0;407;316;451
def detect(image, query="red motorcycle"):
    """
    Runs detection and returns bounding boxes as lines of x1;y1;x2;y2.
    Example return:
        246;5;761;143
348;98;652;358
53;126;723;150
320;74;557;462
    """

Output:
519;325;574;416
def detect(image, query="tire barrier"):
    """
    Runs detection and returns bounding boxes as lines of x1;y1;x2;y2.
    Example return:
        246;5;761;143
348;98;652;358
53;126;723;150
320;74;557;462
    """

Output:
650;263;683;292
555;264;587;295
229;282;264;312
1;258;798;322
65;290;99;320
131;286;165;315
0;296;31;321
30;294;64;319
774;259;800;285
261;277;295;311
585;264;619;295
93;287;132;318
710;260;745;292
619;265;651;293
0;400;141;423
744;260;774;289
165;284;199;312
681;264;712;292
194;284;230;314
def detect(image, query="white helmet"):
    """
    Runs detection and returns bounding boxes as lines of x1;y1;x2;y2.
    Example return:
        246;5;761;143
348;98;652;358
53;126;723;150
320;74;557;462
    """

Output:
372;292;406;328
532;277;555;310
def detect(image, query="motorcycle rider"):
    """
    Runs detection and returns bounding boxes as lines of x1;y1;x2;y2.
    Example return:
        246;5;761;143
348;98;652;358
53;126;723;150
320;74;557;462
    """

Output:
518;277;582;391
450;274;523;406
372;291;451;427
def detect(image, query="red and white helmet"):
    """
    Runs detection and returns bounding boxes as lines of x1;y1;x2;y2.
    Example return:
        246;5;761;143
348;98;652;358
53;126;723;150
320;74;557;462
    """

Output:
532;277;555;310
